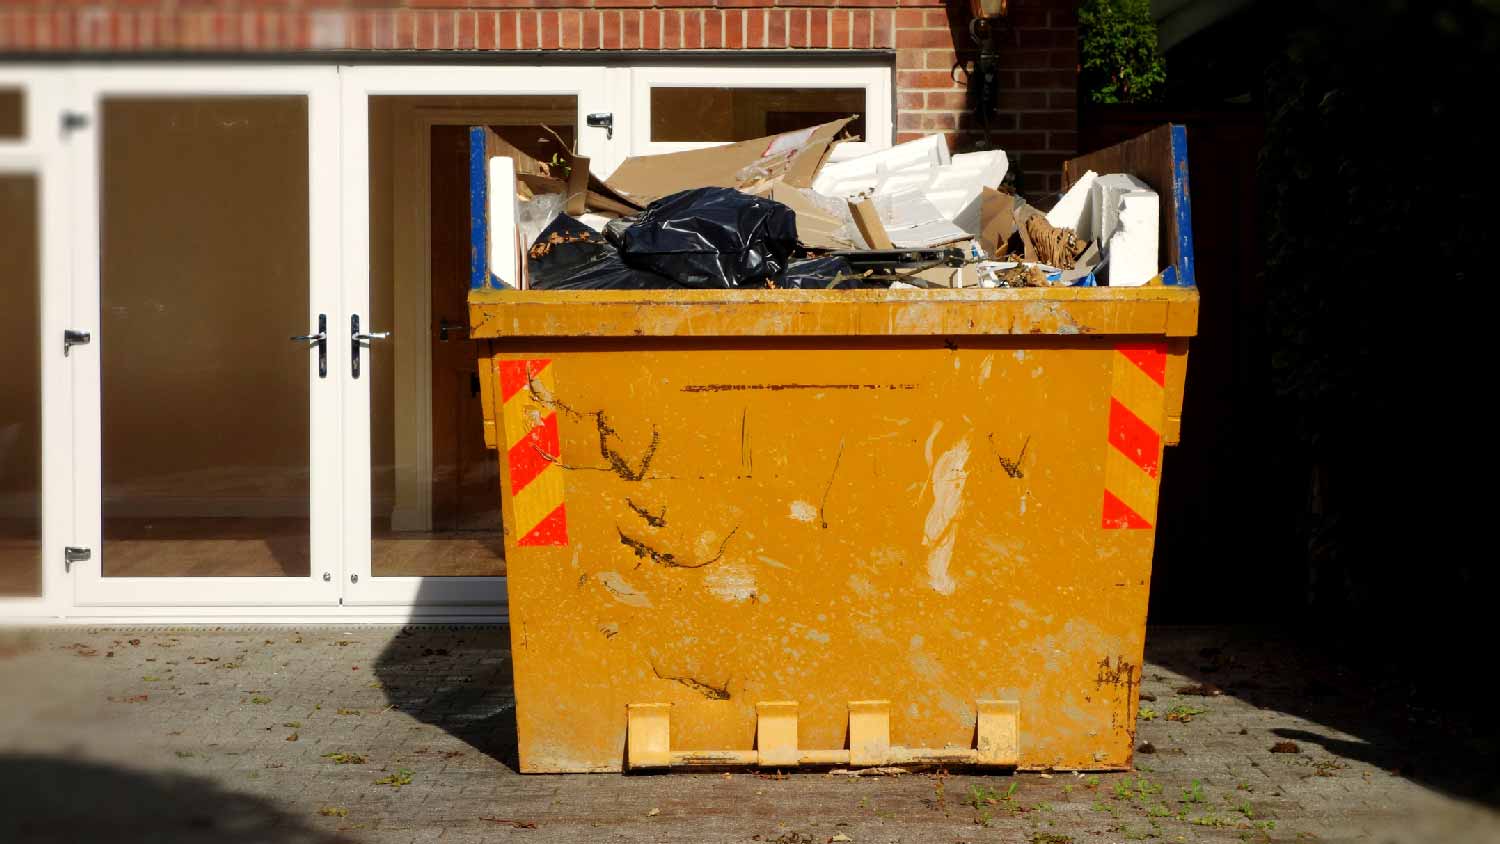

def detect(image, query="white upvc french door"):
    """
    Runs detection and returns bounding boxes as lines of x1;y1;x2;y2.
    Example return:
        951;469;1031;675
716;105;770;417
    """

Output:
68;67;343;608
0;69;69;619
337;66;613;610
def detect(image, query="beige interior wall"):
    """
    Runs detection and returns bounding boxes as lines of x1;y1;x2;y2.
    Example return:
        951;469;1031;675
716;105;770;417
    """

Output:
0;174;40;515
100;97;310;512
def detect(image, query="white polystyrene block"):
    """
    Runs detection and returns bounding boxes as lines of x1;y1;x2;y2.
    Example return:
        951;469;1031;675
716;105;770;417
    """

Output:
812;134;950;197
488;156;521;288
1045;169;1098;239
949;150;1009;187
1107;189;1159;287
1090;173;1151;247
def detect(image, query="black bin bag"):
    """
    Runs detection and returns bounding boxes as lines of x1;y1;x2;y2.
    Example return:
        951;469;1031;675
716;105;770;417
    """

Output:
620;187;798;288
527;214;680;290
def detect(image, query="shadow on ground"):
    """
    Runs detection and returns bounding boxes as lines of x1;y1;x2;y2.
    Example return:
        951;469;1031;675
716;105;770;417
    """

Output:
1145;626;1500;811
0;754;354;844
372;624;520;773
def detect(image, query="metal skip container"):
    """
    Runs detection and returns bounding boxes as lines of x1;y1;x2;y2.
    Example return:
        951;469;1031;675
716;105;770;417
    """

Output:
468;127;1200;773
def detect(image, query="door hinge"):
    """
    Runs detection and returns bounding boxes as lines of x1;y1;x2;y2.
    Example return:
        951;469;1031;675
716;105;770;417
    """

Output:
64;329;91;356
61;111;90;135
64;546;91;572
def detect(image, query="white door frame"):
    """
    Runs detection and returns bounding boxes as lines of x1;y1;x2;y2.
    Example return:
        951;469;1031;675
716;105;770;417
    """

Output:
338;66;611;609
67;66;344;610
0;68;69;619
625;64;892;160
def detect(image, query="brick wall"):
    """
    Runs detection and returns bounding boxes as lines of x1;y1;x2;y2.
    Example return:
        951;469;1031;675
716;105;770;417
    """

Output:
0;0;1077;193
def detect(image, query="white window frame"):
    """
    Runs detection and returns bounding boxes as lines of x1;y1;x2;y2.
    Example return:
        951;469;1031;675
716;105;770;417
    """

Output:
625;64;892;161
0;69;68;619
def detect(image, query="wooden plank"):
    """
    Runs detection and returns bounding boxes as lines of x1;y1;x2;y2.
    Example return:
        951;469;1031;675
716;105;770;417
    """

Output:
1064;124;1195;287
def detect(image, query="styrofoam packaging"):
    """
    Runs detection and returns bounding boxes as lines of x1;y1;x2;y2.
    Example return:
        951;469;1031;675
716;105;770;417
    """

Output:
1045;169;1098;239
1106;189;1159;287
812;134;950;197
1090;173;1152;247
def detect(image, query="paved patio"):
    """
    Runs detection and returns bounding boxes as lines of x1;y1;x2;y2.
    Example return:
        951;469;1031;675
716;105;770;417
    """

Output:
1;625;1494;844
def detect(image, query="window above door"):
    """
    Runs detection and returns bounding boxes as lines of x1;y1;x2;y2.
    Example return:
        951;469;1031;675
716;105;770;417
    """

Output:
626;65;891;161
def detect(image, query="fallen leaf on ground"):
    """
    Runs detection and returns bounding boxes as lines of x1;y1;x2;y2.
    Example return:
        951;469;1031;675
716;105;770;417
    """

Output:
1269;741;1300;754
646;807;660;817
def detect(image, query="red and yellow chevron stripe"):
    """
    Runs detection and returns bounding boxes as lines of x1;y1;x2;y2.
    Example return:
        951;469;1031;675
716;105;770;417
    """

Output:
1102;342;1166;530
498;358;569;547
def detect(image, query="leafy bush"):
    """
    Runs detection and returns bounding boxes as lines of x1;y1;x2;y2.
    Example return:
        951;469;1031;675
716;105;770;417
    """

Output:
1079;0;1166;104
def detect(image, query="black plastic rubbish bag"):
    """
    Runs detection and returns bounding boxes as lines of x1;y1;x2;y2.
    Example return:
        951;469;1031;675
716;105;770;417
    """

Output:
620;187;798;288
527;214;681;290
780;255;854;289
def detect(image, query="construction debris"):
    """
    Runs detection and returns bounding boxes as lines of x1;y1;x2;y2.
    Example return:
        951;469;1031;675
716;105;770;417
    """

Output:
486;117;1173;291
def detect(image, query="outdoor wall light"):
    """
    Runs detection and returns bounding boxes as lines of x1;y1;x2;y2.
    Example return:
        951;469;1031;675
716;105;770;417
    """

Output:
968;0;1008;149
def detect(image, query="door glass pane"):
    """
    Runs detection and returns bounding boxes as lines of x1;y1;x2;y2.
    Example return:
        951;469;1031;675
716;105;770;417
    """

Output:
368;96;574;577
0;89;22;139
650;87;866;142
0;174;41;596
100;97;310;577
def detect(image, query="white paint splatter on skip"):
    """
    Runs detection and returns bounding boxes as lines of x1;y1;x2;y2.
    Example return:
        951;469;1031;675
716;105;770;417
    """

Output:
804;629;831;644
595;571;652;608
757;554;789;570
705;565;757;603
788;500;817;522
1014;349;1027;362
921;437;970;595
978;354;994;384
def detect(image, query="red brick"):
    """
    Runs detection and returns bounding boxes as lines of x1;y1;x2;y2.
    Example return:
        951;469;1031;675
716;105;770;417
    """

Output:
839;0;895;6
897;48;925;68
1007;9;1048;28
925;48;958;69
683;10;701;49
540;10;559;48
657;0;705;6
895;9;926;28
716;0;766;7
986;130;1046;149
560;10;580;48
922;112;958;131
1020;111;1074;130
873;9;893;48
925;90;967;110
621;10;640;48
1048;131;1077;152
852;9;870;48
896;132;925;144
662;9;680;48
394;10;414;48
642;9;659;48
808;9;828;47
897;69;961;90
896;27;948;48
703;9;722;48
745;9;764;48
788;9;807;48
1048;90;1076;109
518;11;538;49
925;9;947;26
498;10;518;48
1017;69;1076;90
603;9;621;48
475;11;495;48
456;11;475;48
767;9;786;47
582;9;601;48
438;10;458;49
896;90;924;110
830;9;850;48
725;9;743;48
596;0;653;6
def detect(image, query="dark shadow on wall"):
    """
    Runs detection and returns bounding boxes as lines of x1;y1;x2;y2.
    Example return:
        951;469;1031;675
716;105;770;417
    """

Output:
0;754;356;844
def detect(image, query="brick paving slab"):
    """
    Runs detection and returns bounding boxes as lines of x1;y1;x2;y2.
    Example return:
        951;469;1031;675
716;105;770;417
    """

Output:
1;625;1496;844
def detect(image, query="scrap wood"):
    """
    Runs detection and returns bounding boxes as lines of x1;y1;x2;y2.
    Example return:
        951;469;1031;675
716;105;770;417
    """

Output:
1023;214;1088;269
